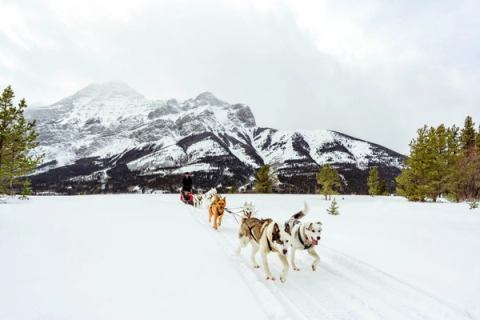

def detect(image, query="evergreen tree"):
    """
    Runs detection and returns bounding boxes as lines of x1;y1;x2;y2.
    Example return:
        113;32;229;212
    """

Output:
255;165;273;193
378;180;388;195
451;147;480;201
396;126;430;201
316;164;340;200
326;198;339;215
0;86;42;195
460;116;476;150
444;125;461;200
367;166;380;195
425;126;442;201
19;179;32;200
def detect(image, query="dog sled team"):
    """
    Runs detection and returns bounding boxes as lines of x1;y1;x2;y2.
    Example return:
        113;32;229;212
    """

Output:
180;173;322;284
236;201;322;283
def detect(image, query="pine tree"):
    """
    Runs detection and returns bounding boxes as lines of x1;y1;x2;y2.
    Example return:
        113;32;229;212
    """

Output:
444;125;461;200
326;198;339;215
0;86;42;196
19;179;32;200
448;118;480;201
0;86;16;194
316;164;340;200
367;166;380;195
452;147;480;201
378;180;388;195
460;116;476;150
255;165;273;193
396;126;430;201
425;126;441;201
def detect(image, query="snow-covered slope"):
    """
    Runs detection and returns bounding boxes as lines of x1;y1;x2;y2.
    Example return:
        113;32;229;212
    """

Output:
1;194;478;319
26;82;404;193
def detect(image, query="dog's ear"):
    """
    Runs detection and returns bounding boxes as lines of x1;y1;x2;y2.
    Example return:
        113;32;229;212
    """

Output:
272;223;280;241
284;222;291;235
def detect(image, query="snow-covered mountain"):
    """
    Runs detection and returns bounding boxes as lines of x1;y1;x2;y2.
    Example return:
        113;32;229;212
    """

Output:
27;81;404;194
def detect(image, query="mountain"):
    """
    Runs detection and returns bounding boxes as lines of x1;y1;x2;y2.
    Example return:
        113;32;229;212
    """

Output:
26;81;405;194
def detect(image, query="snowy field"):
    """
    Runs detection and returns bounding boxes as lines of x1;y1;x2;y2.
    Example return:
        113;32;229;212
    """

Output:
1;194;479;320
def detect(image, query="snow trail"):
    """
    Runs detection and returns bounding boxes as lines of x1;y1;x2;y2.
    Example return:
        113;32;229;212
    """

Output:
191;194;478;320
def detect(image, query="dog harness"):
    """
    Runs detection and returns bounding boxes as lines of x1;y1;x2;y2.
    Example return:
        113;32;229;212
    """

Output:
261;221;274;252
297;226;313;250
266;237;273;252
247;225;258;242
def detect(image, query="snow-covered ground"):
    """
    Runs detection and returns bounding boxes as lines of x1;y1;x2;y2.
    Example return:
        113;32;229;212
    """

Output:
1;194;479;320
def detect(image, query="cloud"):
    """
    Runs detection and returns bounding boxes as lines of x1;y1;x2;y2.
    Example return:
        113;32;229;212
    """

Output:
0;0;479;153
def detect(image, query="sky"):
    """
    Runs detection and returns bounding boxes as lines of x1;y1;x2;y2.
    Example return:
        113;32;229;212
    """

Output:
1;0;479;154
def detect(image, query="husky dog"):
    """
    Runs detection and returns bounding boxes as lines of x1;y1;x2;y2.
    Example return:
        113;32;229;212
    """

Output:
285;202;322;271
237;213;292;283
193;193;204;207
201;188;217;208
241;201;255;218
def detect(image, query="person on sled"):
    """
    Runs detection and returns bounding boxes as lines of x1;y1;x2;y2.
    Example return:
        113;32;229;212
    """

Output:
181;172;194;205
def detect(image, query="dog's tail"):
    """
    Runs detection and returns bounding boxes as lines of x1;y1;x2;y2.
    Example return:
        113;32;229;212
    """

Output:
285;202;309;233
291;201;309;220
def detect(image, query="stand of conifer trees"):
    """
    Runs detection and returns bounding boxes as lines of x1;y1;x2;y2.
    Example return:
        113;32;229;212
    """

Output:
396;116;480;202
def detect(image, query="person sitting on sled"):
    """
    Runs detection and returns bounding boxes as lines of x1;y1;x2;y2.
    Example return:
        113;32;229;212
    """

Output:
181;172;193;204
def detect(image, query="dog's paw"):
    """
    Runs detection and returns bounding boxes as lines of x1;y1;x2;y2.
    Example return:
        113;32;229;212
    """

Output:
293;267;300;271
312;265;316;271
280;276;287;283
266;276;276;281
253;264;260;269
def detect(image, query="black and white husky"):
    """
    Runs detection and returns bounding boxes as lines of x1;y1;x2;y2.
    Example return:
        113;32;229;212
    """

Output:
285;202;323;271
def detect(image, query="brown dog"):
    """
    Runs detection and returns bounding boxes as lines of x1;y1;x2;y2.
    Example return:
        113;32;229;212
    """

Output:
209;195;226;230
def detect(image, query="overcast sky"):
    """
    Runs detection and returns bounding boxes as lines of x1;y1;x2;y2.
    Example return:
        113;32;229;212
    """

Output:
1;0;479;153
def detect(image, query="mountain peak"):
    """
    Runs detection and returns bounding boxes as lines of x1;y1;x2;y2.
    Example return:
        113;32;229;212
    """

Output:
52;81;144;106
194;91;224;106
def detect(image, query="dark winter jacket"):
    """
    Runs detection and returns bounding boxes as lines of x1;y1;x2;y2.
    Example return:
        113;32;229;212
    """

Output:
182;175;193;192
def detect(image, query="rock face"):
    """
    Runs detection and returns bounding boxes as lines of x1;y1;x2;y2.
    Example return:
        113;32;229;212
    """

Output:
26;81;405;194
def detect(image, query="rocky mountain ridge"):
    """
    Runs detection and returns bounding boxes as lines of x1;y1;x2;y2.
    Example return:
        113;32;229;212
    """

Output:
26;81;404;194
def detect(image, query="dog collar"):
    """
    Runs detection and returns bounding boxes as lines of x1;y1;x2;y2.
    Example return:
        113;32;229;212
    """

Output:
297;226;313;250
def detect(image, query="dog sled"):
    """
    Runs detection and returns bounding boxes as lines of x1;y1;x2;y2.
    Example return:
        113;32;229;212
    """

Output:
180;191;194;205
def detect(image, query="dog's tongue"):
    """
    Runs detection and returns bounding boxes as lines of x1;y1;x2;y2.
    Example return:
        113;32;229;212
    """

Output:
311;238;318;246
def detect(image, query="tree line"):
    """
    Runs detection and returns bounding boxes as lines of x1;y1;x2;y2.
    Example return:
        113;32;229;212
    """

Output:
0;86;41;197
396;116;480;202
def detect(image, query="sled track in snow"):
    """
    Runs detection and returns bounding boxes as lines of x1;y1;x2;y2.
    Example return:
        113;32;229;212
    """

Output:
186;204;473;320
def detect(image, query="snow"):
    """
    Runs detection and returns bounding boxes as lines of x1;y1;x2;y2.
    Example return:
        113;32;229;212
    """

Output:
186;138;228;160
1;195;478;320
127;144;186;171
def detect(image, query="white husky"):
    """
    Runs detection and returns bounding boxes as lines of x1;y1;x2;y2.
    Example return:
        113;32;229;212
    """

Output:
285;202;322;271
